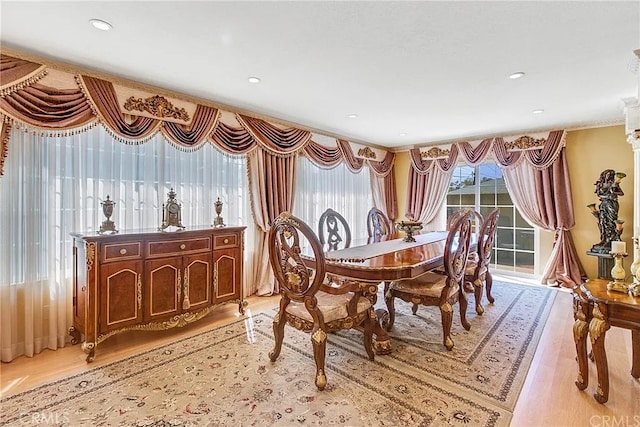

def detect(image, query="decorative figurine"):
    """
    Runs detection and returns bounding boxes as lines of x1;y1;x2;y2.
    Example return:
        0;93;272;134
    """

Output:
212;197;226;227
160;188;185;231
98;195;118;234
588;169;624;254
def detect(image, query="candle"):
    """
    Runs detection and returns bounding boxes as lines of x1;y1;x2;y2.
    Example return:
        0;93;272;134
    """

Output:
611;241;626;254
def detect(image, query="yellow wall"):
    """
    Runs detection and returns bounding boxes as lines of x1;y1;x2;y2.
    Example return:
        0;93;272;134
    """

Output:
566;125;634;279
393;125;635;279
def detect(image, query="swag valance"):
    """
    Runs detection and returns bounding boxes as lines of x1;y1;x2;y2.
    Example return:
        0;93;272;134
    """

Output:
0;54;394;175
409;130;566;174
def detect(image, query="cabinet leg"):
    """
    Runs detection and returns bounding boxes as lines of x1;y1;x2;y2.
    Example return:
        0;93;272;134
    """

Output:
239;299;248;315
81;341;96;363
68;326;82;345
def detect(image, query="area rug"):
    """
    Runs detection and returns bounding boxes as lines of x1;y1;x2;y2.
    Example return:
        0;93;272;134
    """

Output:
337;278;557;411
0;280;554;427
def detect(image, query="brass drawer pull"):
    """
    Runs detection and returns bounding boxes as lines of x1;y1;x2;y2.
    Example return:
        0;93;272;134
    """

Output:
223;238;229;244
180;244;186;250
120;248;127;255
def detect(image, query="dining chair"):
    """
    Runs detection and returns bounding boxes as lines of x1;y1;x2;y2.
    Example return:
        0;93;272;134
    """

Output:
463;208;500;314
384;211;473;350
447;208;482;233
318;208;351;250
366;207;393;241
268;212;376;390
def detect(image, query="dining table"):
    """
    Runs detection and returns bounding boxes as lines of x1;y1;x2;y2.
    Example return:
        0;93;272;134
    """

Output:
303;229;476;354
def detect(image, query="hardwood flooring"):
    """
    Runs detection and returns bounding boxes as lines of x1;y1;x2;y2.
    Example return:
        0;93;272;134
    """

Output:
1;282;638;426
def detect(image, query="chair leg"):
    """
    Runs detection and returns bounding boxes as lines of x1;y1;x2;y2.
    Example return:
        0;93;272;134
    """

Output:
411;303;419;315
458;288;471;331
363;309;375;361
384;291;396;331
440;302;454;351
311;328;328;391
474;276;485;315
269;310;287;362
486;271;495;304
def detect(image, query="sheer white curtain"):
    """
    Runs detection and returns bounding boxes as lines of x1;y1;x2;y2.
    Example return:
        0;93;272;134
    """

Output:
0;126;253;362
293;156;373;240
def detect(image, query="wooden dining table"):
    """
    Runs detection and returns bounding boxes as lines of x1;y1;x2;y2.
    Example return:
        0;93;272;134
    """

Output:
303;230;476;354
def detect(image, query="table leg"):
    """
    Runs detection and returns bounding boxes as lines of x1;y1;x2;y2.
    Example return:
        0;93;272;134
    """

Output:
589;303;611;404
373;308;392;354
572;299;590;390
632;329;640;379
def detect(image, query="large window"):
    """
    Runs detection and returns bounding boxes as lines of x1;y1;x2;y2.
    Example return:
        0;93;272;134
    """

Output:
0;126;252;361
293;156;373;241
447;163;535;274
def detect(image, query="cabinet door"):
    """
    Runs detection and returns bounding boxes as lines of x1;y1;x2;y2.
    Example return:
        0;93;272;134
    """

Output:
182;253;212;312
144;258;181;322
99;260;143;333
213;248;241;304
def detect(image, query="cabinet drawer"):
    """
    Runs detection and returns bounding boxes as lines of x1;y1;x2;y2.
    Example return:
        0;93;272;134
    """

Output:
147;237;211;257
214;233;239;249
102;242;142;262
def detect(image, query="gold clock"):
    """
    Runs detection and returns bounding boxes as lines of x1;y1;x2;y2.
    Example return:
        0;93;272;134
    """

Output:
160;188;185;231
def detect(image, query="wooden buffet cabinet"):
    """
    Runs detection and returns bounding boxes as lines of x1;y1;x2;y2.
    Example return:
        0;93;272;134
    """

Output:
69;226;246;362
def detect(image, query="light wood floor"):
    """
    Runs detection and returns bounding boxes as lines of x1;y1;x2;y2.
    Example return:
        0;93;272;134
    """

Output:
1;286;638;426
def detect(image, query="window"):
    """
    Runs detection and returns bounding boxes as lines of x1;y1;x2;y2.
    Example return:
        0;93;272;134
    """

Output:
1;127;252;286
293;156;373;241
447;162;535;274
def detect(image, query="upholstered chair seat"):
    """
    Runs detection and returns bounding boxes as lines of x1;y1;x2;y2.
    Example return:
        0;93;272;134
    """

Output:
390;272;452;298
285;291;373;323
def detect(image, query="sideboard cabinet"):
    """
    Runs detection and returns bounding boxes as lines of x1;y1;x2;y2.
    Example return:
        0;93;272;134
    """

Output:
69;226;246;361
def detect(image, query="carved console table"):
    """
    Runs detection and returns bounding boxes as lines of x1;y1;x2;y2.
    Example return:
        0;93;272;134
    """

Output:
572;278;640;403
69;226;246;362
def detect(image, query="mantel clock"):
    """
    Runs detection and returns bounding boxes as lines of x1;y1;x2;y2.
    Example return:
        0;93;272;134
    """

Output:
160;188;185;231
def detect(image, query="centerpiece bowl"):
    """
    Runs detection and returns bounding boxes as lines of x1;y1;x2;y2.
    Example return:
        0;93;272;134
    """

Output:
395;221;423;242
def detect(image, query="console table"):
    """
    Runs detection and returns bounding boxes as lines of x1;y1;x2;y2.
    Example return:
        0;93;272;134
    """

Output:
572;278;640;403
69;226;246;362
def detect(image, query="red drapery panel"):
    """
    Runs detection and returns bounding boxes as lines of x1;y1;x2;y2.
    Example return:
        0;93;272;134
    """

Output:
161;104;220;150
79;75;161;142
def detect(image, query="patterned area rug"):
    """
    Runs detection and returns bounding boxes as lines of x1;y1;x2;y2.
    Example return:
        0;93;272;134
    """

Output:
0;280;554;427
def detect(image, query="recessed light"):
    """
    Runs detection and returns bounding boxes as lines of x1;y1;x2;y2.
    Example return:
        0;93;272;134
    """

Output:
509;72;525;80
347;114;358;119
248;77;261;84
89;19;112;31
399;133;407;137
532;109;544;114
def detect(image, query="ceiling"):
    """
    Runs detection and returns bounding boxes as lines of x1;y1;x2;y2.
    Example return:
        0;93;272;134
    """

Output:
1;1;639;149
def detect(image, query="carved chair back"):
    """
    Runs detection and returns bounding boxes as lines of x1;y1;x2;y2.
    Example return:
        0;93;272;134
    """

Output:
447;208;482;234
269;212;325;305
318;208;351;250
477;208;500;268
444;211;473;286
366;207;392;240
